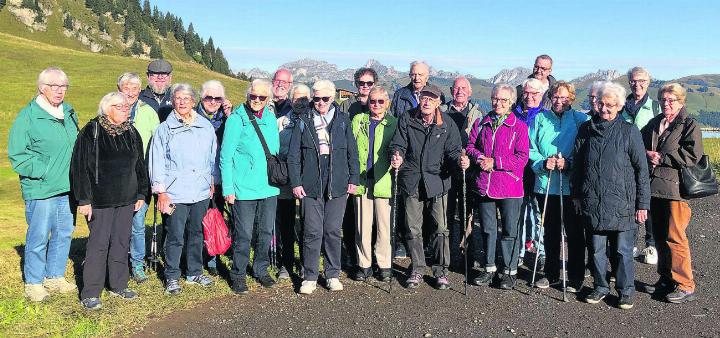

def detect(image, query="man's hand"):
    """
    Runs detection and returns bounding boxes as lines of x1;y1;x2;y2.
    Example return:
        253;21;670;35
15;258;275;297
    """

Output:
293;186;307;199
636;209;648;224
459;150;470;170
347;184;358;194
391;150;403;169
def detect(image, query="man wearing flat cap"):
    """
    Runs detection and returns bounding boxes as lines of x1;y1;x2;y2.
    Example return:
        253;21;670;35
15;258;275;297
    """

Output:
389;84;467;290
140;59;174;122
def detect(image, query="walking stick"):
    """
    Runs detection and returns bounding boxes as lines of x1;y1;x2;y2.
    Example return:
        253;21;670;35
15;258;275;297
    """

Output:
461;149;469;296
531;166;553;287
389;166;398;293
149;197;159;272
558;153;568;302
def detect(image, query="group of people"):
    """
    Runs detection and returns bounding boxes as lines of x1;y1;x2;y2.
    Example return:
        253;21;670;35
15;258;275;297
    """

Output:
9;54;705;311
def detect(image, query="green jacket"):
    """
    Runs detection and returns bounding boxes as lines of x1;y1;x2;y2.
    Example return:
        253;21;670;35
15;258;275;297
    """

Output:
133;100;160;155
351;113;397;198
219;105;280;200
8;98;79;200
622;97;660;130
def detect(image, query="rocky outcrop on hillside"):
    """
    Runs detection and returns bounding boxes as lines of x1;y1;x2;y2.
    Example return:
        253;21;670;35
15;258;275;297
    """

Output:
491;67;532;86
570;69;621;84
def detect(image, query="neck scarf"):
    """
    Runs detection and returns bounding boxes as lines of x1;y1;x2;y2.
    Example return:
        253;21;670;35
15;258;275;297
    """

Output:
99;114;133;136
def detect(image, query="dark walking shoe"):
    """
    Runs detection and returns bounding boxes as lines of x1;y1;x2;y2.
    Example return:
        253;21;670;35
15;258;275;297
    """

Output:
377;268;392;282
666;287;696;304
277;266;290;281
231;279;249;295
499;274;516;290
618;294;634;309
80;297;102;310
165;279;181;295
257;274;276;288
109;288;138;300
436;275;450;290
472;271;495;286
207;266;219;277
352;267;371;282
406;272;423;289
585;289;608;304
186;275;214;287
132;264;148;284
565;281;583;294
645;277;674;295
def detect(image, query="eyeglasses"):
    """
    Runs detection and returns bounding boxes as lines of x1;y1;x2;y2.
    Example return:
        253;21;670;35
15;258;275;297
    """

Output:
357;81;374;87
313;96;332;103
44;83;69;91
660;98;680;104
630;79;648;85
149;73;171;78
420;95;438;102
588;95;597;100
369;99;385;105
174;97;193;103
111;103;130;110
203;96;224;103
523;91;542;97
491;98;511;104
248;94;268;101
273;79;292;86
551;96;569;102
533;65;551;72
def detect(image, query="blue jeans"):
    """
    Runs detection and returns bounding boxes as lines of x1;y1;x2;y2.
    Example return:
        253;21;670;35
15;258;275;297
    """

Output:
518;193;544;259
23;194;75;284
130;202;149;268
230;197;277;281
477;197;522;275
591;229;636;297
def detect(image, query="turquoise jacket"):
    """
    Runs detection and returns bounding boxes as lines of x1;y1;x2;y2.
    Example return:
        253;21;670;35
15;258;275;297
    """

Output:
8;98;79;200
351;113;397;198
621;96;660;130
529;109;589;195
220;104;280;200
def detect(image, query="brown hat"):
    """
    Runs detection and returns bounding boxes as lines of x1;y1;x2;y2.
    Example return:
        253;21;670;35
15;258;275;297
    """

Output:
420;84;442;99
147;59;173;73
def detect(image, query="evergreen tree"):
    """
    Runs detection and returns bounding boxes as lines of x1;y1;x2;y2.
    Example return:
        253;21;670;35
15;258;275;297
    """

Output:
0;0;6;11
98;15;108;33
122;23;130;42
152;6;161;27
130;41;143;55
184;23;197;54
142;0;151;22
201;37;215;66
212;48;231;75
173;17;185;42
21;0;34;9
149;42;163;58
63;14;73;30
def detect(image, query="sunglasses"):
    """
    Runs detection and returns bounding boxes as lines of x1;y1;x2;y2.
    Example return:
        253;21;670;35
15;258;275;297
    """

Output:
203;96;224;103
313;96;332;103
357;81;374;87
369;99;385;105
248;94;268;101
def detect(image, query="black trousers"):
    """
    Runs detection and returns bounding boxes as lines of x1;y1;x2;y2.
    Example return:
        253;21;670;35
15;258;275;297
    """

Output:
539;195;585;282
81;204;134;299
163;199;209;281
275;198;301;271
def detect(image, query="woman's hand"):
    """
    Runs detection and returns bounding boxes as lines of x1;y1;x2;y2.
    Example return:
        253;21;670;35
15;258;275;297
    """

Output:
225;194;236;205
646;150;661;165
293;186;307;199
459;154;470;170
157;193;173;214
478;155;494;172
635;209;648;224
78;204;92;221
134;199;145;211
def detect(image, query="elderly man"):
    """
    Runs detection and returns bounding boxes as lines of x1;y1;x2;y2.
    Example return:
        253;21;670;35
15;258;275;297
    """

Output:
391;61;446;117
340;67;378;118
139;59;174;122
516;55;556;110
390;84;465;290
270;69;294;117
440;76;484;270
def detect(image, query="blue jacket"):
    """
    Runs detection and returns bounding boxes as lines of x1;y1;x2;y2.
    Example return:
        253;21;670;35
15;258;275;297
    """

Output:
149;111;218;203
220;105;280;200
528;109;589;195
390;83;446;117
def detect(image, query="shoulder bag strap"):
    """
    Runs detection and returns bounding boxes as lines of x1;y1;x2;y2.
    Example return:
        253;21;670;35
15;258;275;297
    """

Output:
245;109;272;159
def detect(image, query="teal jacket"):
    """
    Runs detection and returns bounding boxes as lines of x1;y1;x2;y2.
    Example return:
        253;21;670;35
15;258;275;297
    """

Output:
220;104;280;200
528;109;589;195
8;98;79;200
351;113;397;198
621;97;660;130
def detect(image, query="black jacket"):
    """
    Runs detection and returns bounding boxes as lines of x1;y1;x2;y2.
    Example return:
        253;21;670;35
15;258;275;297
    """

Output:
71;118;148;208
139;87;173;122
287;103;360;199
571;116;650;232
389;108;462;198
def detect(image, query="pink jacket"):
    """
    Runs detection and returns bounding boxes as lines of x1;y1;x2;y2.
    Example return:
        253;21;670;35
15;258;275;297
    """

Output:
466;112;529;199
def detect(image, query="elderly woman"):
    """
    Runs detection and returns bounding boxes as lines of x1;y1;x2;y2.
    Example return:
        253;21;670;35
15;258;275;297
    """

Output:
8;67;79;302
528;81;589;291
572;82;649;309
466;84;529;290
350;87;397;282
71;92;147;310
220;79;279;294
274;84;313;280
340;67;378;118
150;83;218;295
586;81;609;116
117;72;159;284
641;83;703;303
288;80;359;294
197;80;233;276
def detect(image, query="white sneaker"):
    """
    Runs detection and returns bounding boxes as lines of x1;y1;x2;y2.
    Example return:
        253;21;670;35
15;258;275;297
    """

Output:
327;278;343;291
24;284;50;302
632;246;640;258
642;246;658;265
299;280;317;295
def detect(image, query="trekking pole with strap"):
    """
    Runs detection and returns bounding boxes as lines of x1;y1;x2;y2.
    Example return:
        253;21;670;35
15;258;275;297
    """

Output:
461;149;469;296
558;152;568;302
531;165;553;287
149;197;159;272
389;165;398;293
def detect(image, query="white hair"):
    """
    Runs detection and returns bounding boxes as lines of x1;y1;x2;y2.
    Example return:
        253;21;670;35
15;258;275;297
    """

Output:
37;67;69;94
247;79;272;99
97;92;128;116
598;82;627;107
409;60;430;72
522;78;544;92
627;66;651;80
201;80;226;98
170;83;197;103
290;84;311;100
312;80;336;97
117;72;142;88
492;83;517;103
588;80;611;94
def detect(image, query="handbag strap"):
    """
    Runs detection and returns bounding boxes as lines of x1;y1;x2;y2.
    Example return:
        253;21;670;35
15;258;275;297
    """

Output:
245;108;272;159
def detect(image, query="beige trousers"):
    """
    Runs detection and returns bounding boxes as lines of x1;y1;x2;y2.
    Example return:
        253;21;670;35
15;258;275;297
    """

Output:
354;188;391;269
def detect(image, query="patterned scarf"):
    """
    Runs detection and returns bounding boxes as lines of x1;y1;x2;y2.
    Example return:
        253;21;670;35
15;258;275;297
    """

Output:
99;114;133;136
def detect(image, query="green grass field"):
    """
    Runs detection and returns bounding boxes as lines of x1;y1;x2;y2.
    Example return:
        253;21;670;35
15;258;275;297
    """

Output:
0;32;256;337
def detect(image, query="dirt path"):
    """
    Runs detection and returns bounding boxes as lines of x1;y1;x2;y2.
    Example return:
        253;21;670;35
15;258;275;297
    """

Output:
133;196;720;337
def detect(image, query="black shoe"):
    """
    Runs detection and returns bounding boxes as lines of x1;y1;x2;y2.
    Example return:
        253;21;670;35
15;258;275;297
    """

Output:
207;267;219;277
232;279;249;295
618;294;634;309
645;277;674;295
499;274;516;290
352;267;371;282
472;271;495;286
377;268;392;282
257;274;276;288
585;289;608;304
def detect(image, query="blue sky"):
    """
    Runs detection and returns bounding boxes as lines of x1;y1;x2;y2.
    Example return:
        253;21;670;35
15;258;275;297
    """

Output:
151;0;720;80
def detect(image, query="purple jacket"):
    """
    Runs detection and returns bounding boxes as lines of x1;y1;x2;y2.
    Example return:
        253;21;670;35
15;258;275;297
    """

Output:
466;112;529;199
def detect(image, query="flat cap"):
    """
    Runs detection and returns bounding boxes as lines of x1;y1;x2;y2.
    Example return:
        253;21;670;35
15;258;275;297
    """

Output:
420;84;442;99
147;59;173;73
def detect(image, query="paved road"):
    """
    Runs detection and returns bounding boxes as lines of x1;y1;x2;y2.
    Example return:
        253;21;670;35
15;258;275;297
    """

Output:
134;195;720;337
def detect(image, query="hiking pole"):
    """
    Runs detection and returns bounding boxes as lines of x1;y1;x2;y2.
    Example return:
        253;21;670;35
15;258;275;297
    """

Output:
149;197;159;272
558;153;568;302
389;166;398;294
531;166;553;288
461;149;469;296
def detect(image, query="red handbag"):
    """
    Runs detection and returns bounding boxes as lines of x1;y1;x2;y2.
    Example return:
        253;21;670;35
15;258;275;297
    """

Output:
202;199;232;256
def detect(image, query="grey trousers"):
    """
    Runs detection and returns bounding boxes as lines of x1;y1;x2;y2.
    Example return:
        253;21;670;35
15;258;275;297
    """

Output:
404;193;450;277
302;195;348;281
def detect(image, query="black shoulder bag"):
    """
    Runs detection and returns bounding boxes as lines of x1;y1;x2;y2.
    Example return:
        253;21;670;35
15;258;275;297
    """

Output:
245;110;288;186
680;154;718;199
